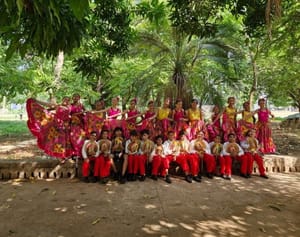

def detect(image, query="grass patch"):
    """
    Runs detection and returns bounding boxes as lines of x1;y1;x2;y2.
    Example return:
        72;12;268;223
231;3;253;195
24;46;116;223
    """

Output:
0;120;30;136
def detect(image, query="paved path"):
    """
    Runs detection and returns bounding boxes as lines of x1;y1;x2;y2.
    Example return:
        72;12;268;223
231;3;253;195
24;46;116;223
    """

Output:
1;173;299;237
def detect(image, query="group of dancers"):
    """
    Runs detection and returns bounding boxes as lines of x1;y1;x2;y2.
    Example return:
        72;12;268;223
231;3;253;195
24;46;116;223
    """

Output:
26;94;276;183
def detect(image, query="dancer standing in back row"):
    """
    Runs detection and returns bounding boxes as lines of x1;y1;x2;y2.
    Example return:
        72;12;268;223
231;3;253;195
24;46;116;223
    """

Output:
254;98;276;154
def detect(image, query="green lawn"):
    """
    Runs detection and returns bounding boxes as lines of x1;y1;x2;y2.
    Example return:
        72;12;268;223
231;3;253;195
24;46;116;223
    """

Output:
0;120;30;136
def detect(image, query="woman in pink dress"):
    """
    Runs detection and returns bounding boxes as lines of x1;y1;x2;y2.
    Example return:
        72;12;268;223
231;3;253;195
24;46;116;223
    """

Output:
237;101;256;142
106;97;123;137
26;97;74;159
172;99;188;139
141;101;157;139
254;98;276;154
222;97;239;142
70;93;86;157
206;105;222;142
84;100;107;140
123;98;142;139
186;99;207;141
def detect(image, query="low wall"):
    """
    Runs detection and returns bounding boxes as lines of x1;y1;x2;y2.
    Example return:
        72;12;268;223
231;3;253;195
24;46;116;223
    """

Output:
0;155;299;180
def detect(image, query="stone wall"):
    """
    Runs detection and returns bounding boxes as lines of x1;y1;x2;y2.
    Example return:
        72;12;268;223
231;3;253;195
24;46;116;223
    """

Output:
0;155;299;180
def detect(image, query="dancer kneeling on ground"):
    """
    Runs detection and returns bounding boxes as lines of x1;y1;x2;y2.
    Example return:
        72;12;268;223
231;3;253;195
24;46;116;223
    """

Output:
240;129;268;179
81;131;100;183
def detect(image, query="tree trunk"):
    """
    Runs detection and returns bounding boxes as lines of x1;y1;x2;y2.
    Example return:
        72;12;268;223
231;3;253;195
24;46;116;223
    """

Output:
249;51;258;109
50;50;64;100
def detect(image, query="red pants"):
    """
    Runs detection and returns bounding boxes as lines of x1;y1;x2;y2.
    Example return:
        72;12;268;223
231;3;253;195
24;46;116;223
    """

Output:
219;156;232;176
221;155;251;175
202;153;216;173
173;154;190;174
151;155;170;176
82;157;97;177
187;154;200;176
244;152;266;175
127;154;147;175
95;155;112;178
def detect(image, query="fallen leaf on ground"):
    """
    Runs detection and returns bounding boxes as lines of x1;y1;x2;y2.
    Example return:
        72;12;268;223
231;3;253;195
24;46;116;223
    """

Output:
92;218;100;225
259;227;266;233
268;204;281;211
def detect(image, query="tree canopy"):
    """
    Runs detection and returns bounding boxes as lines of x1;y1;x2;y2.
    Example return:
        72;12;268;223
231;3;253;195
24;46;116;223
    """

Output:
0;0;299;111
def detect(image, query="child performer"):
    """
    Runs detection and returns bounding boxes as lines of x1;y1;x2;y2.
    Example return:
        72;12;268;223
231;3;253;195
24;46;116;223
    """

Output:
254;98;276;154
150;135;172;183
240;129;268;179
209;135;223;176
177;130;201;183
81;131;100;183
139;129;155;180
111;127;127;184
125;130;140;181
189;131;216;179
222;133;250;180
164;130;191;183
96;129;115;184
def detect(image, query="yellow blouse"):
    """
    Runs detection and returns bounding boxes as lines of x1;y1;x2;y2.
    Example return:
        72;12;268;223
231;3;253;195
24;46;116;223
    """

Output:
242;111;254;123
224;107;236;120
188;108;201;121
157;108;170;120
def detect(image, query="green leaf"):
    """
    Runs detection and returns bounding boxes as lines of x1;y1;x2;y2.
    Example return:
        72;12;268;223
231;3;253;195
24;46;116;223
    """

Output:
69;0;89;20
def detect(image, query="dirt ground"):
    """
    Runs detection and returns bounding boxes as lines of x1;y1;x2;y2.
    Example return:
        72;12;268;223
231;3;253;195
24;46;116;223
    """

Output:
0;173;300;237
0;122;300;237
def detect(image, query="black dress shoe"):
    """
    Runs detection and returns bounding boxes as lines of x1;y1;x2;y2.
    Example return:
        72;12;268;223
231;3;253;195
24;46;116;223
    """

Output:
185;175;192;183
193;176;201;182
82;177;89;183
165;175;172;184
120;176;127;184
240;174;248;178
151;175;158;181
246;174;252;178
139;175;146;181
207;173;214;179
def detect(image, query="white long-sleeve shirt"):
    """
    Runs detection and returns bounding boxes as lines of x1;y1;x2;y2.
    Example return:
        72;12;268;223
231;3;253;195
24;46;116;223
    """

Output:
163;139;178;156
125;139;140;155
81;140;100;159
222;142;244;156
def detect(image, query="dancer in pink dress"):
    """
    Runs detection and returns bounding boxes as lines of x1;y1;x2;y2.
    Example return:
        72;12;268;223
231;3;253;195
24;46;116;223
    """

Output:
70;93;86;157
207;105;222;142
172;99;188;139
26;97;74;159
107;97;123;137
254;98;276;154
222;97;239;142
186;99;207;140
141;101;157;139
237;101;256;142
123;98;142;139
84;100;107;140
